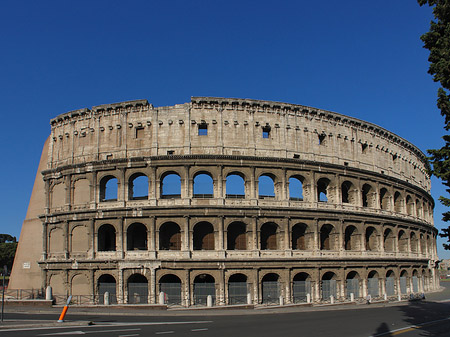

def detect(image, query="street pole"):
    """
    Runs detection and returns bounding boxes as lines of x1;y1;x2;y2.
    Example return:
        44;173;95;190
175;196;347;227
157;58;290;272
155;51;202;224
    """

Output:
1;265;6;323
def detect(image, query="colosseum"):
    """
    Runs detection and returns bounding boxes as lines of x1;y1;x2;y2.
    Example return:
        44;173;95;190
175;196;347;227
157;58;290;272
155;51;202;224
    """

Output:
9;96;439;306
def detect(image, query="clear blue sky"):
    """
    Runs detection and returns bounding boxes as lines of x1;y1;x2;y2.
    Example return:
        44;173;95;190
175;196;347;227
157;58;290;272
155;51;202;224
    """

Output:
1;1;448;257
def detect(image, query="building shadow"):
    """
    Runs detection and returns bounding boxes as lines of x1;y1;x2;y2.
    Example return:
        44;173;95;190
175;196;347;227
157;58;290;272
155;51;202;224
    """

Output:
371;300;450;337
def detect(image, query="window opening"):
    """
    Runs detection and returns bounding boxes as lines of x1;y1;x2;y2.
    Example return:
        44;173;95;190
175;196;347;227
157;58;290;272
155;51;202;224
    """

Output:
161;173;181;198
226;174;245;198
198;123;208;136
193;173;214;198
262;125;271;138
289;176;303;201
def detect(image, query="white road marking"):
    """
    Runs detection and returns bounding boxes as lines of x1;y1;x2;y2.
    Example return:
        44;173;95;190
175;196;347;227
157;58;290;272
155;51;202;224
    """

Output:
191;328;208;332
155;331;174;335
0;320;213;333
119;335;139;337
38;328;141;336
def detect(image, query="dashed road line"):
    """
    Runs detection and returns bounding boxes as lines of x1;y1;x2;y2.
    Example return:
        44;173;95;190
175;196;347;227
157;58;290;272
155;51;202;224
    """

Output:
191;328;208;332
155;331;174;335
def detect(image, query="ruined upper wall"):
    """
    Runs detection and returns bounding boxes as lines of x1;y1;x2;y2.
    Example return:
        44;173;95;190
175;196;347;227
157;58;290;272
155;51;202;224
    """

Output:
48;97;431;192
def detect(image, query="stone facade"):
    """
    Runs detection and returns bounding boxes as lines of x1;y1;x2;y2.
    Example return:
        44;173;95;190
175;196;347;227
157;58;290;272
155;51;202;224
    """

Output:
9;97;439;306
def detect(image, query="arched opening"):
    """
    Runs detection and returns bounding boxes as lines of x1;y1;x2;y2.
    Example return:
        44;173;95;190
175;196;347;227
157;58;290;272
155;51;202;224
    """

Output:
98;224;116;251
416;199;422;218
317;178;330;202
258;174;275;199
320;224;335;250
98;274;116;304
321;272;337;300
394;192;403;213
227;222;247;250
398;230;408;253
367;271;379;297
344;225;359;251
159;274;182;305
262;273;280;304
126;223;147;251
193;274;215;305
384;228;395;252
129;173;148;200
292;223;309;250
362;184;375;208
293;272;311;303
260;222;278;250
400;270;408;294
159;222;181;250
289;176;304;201
341;181;357;204
346;271;360;299
406;196;414;215
380;188;389;210
127;274;148;304
193;222;215;250
228;273;248;305
385;270;396;296
193;172;214;198
365;227;378;251
410;232;419;253
420;234;426;254
100;175;118;202
226;173;245;198
161;173;181;199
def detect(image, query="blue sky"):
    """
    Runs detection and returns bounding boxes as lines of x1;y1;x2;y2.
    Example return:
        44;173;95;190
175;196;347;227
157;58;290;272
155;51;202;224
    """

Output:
1;1;448;257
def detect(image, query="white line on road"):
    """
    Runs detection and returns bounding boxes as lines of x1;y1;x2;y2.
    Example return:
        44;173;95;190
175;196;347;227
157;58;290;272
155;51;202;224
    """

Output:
155;331;174;335
191;328;208;332
38;328;141;336
118;335;139;337
0;320;213;333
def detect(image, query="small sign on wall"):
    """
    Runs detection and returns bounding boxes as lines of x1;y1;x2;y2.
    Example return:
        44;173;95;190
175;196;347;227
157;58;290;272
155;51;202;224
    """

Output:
23;262;30;269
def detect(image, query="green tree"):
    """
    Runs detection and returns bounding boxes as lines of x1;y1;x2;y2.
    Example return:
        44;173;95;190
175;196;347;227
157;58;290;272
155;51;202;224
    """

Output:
419;0;450;248
0;242;17;272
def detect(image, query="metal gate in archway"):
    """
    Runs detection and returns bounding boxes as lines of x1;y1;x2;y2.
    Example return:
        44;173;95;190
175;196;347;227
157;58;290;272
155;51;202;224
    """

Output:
293;281;311;303
128;283;148;304
262;281;280;304
386;277;395;296
98;282;117;304
346;279;359;299
368;278;379;297
228;282;248;305
412;276;419;293
160;282;182;305
400;277;407;294
321;280;337;300
194;283;216;305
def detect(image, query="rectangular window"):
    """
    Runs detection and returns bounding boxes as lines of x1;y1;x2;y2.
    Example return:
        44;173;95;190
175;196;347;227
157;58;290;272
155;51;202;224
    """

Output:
262;126;271;138
198;123;207;136
135;127;145;139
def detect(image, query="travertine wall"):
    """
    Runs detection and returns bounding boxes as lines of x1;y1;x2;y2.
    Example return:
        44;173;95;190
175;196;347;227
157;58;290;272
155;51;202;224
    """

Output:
10;97;438;306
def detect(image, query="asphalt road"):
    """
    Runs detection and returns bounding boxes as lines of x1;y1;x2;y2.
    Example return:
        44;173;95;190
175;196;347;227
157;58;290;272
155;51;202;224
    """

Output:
2;283;450;337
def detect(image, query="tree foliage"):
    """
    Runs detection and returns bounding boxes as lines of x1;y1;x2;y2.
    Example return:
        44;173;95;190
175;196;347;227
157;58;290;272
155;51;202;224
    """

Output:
0;242;17;272
419;0;450;249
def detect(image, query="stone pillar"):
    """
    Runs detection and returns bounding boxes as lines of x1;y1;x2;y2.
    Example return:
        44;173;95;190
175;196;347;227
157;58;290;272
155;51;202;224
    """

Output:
65;174;71;210
64;221;69;259
90;270;95;304
119;217;125;258
314;218;319;253
184;216;190;252
150;216;156;251
217;165;223;198
285;269;291;304
218;268;225;305
252;217;258;250
118;268;124;304
150;268;156;304
91;219;96;259
150;166;157;200
42;222;48;260
218;216;224;251
250;167;256;199
118;168;126;202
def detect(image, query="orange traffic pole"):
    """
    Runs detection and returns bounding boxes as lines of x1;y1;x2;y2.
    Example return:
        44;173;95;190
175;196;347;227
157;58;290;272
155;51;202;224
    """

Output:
57;295;72;323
